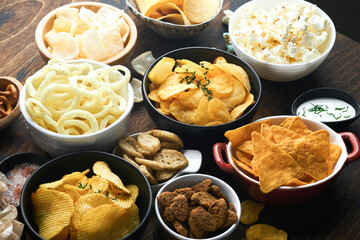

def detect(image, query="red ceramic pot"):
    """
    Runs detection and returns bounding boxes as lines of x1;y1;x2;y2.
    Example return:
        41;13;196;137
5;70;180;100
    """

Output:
213;116;360;205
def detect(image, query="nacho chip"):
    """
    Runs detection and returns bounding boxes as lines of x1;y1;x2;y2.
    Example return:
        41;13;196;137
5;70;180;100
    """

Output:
240;199;265;225
246;224;288;240
270;125;301;144
288;116;313;136
236;140;253;156
326;144;342;175
260;123;275;142
277;130;330;180
251;132;305;193
225;119;272;146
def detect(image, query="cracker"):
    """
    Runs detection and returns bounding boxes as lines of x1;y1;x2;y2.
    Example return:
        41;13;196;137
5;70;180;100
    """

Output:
154;149;188;170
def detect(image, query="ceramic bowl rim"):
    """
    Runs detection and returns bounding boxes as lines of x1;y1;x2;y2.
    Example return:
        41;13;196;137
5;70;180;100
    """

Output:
228;0;336;68
226;115;348;191
19;59;134;140
142;46;262;129
126;0;224;28
155;173;241;240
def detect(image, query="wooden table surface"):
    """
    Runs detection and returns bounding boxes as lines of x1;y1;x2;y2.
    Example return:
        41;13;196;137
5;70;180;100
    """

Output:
0;0;359;239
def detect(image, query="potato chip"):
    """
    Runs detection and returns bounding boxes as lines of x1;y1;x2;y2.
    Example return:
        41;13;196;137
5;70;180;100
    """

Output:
148;57;176;85
246;224;288;240
183;0;220;23
214;63;251;92
77;204;130;240
178;89;204;108
230;93;255;120
39;171;86;189
32;188;74;240
72;193;114;229
131;51;156;76
169;99;197;124
225;119;272;146
130;78;143;103
277;130;330;180
240;199;265;225
92;161;131;195
157;73;197;100
251;132;305;193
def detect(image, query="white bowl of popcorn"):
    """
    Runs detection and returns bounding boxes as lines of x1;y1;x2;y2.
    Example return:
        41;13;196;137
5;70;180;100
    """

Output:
229;0;336;82
19;59;134;157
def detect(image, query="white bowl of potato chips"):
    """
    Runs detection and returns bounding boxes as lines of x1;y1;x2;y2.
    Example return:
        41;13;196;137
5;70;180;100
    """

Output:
126;0;223;39
20;151;152;240
35;2;137;65
19;59;134;156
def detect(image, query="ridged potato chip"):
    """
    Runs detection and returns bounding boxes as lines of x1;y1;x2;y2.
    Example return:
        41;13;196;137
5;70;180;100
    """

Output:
32;188;74;240
183;0;220;23
92;161;131;195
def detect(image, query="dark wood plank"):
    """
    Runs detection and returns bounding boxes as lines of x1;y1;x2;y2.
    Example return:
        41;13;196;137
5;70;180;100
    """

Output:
0;1;359;240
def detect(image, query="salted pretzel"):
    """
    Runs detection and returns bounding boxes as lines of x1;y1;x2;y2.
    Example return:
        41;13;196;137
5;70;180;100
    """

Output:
0;84;18;118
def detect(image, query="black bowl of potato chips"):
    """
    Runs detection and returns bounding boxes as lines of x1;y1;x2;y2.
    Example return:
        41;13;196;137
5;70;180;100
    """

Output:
142;46;262;147
20;151;152;240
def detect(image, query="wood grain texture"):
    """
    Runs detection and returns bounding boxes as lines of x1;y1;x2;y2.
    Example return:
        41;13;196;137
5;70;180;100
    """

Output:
0;0;359;240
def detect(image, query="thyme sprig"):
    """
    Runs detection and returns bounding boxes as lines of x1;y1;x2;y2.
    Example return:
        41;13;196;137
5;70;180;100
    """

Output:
178;64;213;100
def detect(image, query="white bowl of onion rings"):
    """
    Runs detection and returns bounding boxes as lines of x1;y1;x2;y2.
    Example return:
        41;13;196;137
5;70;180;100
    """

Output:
19;58;134;156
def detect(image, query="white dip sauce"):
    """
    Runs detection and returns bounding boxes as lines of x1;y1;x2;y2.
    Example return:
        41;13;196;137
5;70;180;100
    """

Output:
296;97;356;122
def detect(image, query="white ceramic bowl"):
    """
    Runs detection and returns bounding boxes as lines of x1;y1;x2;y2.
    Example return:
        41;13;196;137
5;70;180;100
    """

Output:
155;173;241;240
229;0;336;82
126;0;223;39
19;59;134;157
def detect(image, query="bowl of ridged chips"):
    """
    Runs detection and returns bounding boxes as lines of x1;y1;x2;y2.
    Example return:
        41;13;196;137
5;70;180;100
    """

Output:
20;151;152;240
213;116;360;205
142;46;261;146
126;0;223;39
19;58;134;156
35;1;137;65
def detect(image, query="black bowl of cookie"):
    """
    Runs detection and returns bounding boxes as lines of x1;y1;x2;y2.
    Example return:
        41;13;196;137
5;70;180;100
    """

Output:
155;173;241;239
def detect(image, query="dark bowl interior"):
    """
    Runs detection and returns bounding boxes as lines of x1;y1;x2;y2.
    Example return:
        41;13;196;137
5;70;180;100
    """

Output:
142;46;262;147
0;153;48;175
291;88;360;131
20;151;152;240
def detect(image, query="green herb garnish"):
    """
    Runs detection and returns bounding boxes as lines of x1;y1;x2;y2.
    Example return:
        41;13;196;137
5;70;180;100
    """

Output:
308;103;328;115
179;64;213;100
78;182;88;189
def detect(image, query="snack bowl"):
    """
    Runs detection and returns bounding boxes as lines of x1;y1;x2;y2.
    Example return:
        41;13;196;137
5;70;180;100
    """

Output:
229;0;336;82
142;46;262;146
291;88;360;131
0;76;22;131
0;153;48;208
155;173;241;240
126;0;223;39
19;59;134;157
213;115;360;205
35;1;137;65
114;132;203;194
20;151;152;240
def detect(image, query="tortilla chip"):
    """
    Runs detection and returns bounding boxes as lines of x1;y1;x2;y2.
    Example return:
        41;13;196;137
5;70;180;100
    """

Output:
251;132;304;193
288;116;313;136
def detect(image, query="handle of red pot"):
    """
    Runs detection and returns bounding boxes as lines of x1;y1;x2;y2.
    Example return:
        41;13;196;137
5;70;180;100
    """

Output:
213;143;235;174
339;132;360;164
